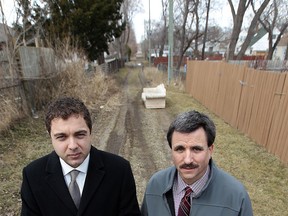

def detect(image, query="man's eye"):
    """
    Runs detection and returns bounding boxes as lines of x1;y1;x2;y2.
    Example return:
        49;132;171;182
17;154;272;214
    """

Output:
174;146;185;152
56;135;66;140
76;133;86;138
192;147;203;153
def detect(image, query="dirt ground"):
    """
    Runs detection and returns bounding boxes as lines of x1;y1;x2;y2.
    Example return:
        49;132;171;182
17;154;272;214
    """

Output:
1;63;288;215
91;65;173;203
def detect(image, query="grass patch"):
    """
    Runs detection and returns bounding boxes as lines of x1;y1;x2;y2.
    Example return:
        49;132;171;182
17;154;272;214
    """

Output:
1;63;287;215
0;116;51;215
146;66;288;216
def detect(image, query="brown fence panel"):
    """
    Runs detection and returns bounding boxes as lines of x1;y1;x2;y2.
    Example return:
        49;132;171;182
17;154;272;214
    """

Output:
258;71;276;146
235;68;253;133
202;62;220;111
185;61;193;97
265;73;286;154
186;61;206;104
18;47;56;79
214;62;230;121
270;74;288;163
217;63;245;125
229;64;246;128
247;69;263;141
186;61;221;112
186;61;288;164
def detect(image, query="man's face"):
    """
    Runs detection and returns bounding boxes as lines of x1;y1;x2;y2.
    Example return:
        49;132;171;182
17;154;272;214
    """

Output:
171;128;214;185
50;115;91;168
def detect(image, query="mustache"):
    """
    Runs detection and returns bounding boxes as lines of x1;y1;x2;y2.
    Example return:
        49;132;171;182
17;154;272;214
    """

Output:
180;163;199;169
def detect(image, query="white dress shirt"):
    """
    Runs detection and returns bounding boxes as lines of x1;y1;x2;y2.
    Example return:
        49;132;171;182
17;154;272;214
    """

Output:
60;154;90;195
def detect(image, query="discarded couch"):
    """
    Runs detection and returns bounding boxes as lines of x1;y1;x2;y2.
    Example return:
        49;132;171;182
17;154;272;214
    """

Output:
141;83;166;109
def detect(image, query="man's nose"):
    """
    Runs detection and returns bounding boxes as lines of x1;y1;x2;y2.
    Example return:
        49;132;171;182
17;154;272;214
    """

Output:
68;137;78;149
183;150;193;164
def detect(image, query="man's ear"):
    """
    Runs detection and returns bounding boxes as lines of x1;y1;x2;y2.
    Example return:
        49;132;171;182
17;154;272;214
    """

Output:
209;144;214;159
46;130;51;137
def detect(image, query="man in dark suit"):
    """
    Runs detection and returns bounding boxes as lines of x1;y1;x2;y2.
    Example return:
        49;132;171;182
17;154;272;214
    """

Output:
21;97;141;216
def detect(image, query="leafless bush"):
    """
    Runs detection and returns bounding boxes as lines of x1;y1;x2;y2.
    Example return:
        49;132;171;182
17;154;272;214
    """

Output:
143;67;186;91
49;41;118;108
52;60;117;107
0;89;23;131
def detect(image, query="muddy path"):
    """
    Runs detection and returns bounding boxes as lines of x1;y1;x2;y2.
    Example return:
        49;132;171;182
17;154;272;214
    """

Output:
91;66;173;203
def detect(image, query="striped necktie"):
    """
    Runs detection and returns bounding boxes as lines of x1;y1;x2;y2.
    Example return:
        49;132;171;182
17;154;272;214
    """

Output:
178;187;192;216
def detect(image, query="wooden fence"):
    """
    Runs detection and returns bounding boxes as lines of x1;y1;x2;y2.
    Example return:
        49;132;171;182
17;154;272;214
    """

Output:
0;47;125;131
186;60;288;164
0;47;57;130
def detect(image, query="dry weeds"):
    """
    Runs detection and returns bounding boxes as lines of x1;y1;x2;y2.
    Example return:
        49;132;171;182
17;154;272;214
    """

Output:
0;90;23;131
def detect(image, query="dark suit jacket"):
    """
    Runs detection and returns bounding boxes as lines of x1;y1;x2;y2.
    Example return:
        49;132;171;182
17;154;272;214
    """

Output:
21;146;141;216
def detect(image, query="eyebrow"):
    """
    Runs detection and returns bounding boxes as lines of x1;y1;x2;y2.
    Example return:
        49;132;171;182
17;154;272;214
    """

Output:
53;129;88;136
75;130;89;135
53;132;66;138
173;144;206;149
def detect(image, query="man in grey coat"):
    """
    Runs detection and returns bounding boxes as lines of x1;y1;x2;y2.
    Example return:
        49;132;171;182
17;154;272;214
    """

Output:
141;110;253;216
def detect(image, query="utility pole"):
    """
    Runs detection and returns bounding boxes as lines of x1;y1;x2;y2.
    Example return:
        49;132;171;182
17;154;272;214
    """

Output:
148;0;151;67
168;0;174;83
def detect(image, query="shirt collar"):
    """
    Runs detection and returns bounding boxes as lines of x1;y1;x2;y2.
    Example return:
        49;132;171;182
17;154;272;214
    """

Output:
175;165;210;196
60;154;90;176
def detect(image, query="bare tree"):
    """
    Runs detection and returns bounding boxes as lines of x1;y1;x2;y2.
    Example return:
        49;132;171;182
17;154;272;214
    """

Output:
226;0;251;60
201;0;210;60
256;0;288;59
158;0;168;57
113;0;143;60
227;0;270;60
174;0;202;72
0;1;16;77
193;0;200;59
236;0;271;60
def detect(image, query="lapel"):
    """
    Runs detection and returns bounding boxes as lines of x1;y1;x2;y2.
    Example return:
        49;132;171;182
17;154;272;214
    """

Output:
78;146;105;215
45;151;77;214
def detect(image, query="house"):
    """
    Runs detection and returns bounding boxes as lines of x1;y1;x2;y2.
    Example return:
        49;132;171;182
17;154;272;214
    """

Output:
235;27;271;56
235;27;288;60
273;33;288;60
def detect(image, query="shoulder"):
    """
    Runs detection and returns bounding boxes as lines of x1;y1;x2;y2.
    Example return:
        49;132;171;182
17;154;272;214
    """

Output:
90;146;130;167
150;166;175;182
146;166;176;193
22;152;59;182
23;152;55;172
211;161;248;193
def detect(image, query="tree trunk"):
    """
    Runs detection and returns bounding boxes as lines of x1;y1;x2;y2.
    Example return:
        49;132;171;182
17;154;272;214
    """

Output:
159;26;167;57
227;0;248;60
97;53;105;65
159;0;168;57
176;0;189;72
201;0;210;60
236;0;271;60
194;0;200;59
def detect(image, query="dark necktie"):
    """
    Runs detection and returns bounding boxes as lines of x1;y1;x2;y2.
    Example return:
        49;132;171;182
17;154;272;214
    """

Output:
178;187;193;216
69;170;81;209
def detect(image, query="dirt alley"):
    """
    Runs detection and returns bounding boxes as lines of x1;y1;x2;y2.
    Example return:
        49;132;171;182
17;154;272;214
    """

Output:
91;65;174;204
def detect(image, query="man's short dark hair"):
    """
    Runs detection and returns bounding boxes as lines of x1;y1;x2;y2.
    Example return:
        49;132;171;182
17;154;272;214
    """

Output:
45;97;92;134
166;110;216;148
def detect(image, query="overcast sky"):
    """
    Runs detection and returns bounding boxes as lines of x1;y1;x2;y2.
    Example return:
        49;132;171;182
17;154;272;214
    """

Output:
133;0;162;43
133;0;233;43
1;0;16;24
2;0;233;44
